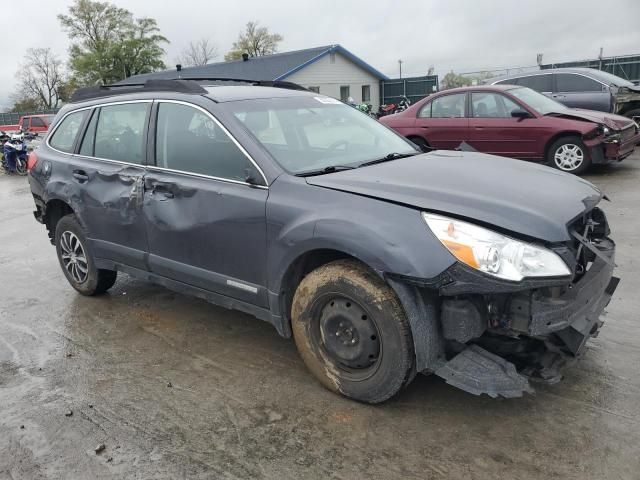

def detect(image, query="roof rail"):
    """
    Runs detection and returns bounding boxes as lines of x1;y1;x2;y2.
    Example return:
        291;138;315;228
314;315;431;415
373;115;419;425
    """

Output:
70;79;208;103
173;78;309;91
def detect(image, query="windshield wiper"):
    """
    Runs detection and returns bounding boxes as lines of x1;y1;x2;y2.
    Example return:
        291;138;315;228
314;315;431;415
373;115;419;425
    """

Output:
295;165;356;177
358;152;417;168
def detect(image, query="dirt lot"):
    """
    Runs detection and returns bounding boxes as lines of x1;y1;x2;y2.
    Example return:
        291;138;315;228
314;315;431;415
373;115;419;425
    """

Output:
1;155;639;480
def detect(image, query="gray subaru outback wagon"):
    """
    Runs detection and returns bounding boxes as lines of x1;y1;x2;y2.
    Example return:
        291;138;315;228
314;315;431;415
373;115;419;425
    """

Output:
28;79;619;402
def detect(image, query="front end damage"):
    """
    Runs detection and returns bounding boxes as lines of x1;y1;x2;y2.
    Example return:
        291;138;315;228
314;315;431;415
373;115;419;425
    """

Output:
390;207;619;398
584;122;640;163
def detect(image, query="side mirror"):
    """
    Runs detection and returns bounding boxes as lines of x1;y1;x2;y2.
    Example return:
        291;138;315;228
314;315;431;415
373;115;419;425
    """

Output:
511;108;532;119
244;168;260;186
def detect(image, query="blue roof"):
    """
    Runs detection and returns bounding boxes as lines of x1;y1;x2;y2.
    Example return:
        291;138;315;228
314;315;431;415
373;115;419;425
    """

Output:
117;44;389;85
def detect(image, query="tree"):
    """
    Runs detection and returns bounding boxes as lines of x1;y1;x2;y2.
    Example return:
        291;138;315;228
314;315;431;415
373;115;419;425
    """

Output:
224;21;283;61
176;38;219;67
440;71;473;90
13;48;65;110
10;96;41;113
58;0;168;84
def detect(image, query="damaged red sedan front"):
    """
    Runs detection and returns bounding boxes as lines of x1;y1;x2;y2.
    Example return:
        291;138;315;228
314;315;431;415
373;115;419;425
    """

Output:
381;85;640;175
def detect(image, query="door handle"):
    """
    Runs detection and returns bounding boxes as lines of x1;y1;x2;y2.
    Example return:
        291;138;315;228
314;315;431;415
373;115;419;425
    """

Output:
146;180;176;199
553;94;566;99
72;169;89;182
420;126;430;129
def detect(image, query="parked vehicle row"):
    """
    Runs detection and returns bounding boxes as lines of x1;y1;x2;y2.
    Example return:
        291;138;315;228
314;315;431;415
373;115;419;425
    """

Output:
380;84;640;174
29;79;618;403
488;67;640;119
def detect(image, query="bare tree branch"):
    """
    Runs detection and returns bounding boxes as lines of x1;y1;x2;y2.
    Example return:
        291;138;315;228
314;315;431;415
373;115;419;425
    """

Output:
176;38;219;67
14;48;65;109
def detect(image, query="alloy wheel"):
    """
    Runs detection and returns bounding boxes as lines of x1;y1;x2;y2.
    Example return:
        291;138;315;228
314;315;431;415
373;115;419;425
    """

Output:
554;144;584;171
60;231;89;284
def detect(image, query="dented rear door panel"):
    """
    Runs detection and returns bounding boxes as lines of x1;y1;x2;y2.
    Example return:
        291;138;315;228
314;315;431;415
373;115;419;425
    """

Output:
77;158;149;270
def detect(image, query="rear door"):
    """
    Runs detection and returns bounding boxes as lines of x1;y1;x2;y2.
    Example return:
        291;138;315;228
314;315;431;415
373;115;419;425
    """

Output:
467;91;541;158
553;73;611;112
142;100;269;307
415;92;469;149
71;101;151;269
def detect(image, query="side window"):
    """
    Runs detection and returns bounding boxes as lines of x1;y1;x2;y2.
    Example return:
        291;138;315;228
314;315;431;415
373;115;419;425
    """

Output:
431;93;466;118
31;117;46;127
21;118;30;130
361;85;371;103
495;77;521;86
340;86;350;102
94;103;148;163
556;74;603;93
471;92;522;118
48;110;88;153
156;102;257;183
79;109;99;157
517;74;552;92
418;101;431;118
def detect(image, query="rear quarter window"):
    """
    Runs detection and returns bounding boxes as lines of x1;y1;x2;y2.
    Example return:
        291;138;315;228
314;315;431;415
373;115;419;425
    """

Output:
48;110;89;153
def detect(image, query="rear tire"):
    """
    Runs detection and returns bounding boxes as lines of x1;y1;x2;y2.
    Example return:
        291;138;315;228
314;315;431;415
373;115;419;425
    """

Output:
291;259;415;403
55;214;117;296
547;136;591;175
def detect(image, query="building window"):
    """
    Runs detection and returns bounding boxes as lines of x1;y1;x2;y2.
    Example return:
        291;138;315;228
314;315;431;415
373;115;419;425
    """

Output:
330;52;336;64
361;85;371;103
340;86;350;102
308;86;320;94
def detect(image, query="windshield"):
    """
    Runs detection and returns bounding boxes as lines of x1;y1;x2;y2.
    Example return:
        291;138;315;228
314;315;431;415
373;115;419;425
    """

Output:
589;70;634;87
223;96;417;174
508;87;568;115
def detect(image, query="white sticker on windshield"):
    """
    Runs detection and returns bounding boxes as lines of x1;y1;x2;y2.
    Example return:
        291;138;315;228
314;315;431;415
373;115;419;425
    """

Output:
314;96;342;105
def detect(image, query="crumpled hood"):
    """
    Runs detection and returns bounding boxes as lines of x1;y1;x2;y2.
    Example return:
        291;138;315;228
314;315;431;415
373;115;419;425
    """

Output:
552;108;635;130
620;84;640;94
306;151;602;242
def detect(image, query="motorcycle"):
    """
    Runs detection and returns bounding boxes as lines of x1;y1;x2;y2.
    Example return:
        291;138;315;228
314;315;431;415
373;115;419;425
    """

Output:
355;102;376;118
376;96;411;118
2;134;28;175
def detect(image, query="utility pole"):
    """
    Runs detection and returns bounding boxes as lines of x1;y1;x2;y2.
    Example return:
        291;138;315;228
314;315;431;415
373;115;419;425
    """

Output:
398;59;403;79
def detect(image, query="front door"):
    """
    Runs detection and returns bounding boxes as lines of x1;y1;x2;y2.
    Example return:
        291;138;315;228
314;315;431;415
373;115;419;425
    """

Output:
467;91;540;158
142;101;269;307
553;73;612;112
416;92;469;149
70;101;151;270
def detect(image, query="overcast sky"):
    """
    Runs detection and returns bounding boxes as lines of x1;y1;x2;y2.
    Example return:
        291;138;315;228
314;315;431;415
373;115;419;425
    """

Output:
2;0;639;109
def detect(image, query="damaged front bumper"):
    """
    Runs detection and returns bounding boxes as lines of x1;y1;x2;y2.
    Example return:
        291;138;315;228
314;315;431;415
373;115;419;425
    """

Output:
587;128;640;163
393;235;619;399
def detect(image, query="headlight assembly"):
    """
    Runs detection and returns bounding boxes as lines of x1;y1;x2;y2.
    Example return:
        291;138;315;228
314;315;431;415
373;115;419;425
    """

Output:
422;213;572;281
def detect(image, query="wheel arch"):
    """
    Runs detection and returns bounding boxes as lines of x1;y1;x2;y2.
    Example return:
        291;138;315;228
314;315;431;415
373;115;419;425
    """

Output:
43;198;75;244
275;247;369;338
543;131;585;161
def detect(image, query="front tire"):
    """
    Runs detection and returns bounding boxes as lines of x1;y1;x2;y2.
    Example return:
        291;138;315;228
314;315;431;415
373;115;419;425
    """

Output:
547;136;591;175
55;214;117;296
291;260;415;403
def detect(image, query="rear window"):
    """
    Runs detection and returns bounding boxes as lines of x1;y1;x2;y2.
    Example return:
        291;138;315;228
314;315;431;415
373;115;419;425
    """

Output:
48;110;88;153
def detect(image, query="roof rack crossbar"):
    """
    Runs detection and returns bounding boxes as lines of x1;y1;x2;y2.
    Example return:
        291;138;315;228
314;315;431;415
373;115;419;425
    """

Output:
70;79;207;103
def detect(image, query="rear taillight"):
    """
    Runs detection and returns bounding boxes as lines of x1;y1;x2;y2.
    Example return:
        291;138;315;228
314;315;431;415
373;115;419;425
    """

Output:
27;151;38;172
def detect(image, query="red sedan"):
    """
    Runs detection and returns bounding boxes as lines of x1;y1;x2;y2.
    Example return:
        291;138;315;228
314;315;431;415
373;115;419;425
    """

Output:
379;85;640;174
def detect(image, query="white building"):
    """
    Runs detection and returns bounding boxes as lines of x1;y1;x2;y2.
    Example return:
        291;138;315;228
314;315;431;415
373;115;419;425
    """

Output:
122;45;389;110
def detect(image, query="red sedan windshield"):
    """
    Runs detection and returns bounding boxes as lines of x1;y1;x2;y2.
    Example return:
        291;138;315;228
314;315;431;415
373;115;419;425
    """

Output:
508;87;567;115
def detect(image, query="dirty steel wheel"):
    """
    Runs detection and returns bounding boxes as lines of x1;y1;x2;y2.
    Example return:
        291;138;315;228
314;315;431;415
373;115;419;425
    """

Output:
55;214;117;296
292;260;415;403
548;136;591;175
